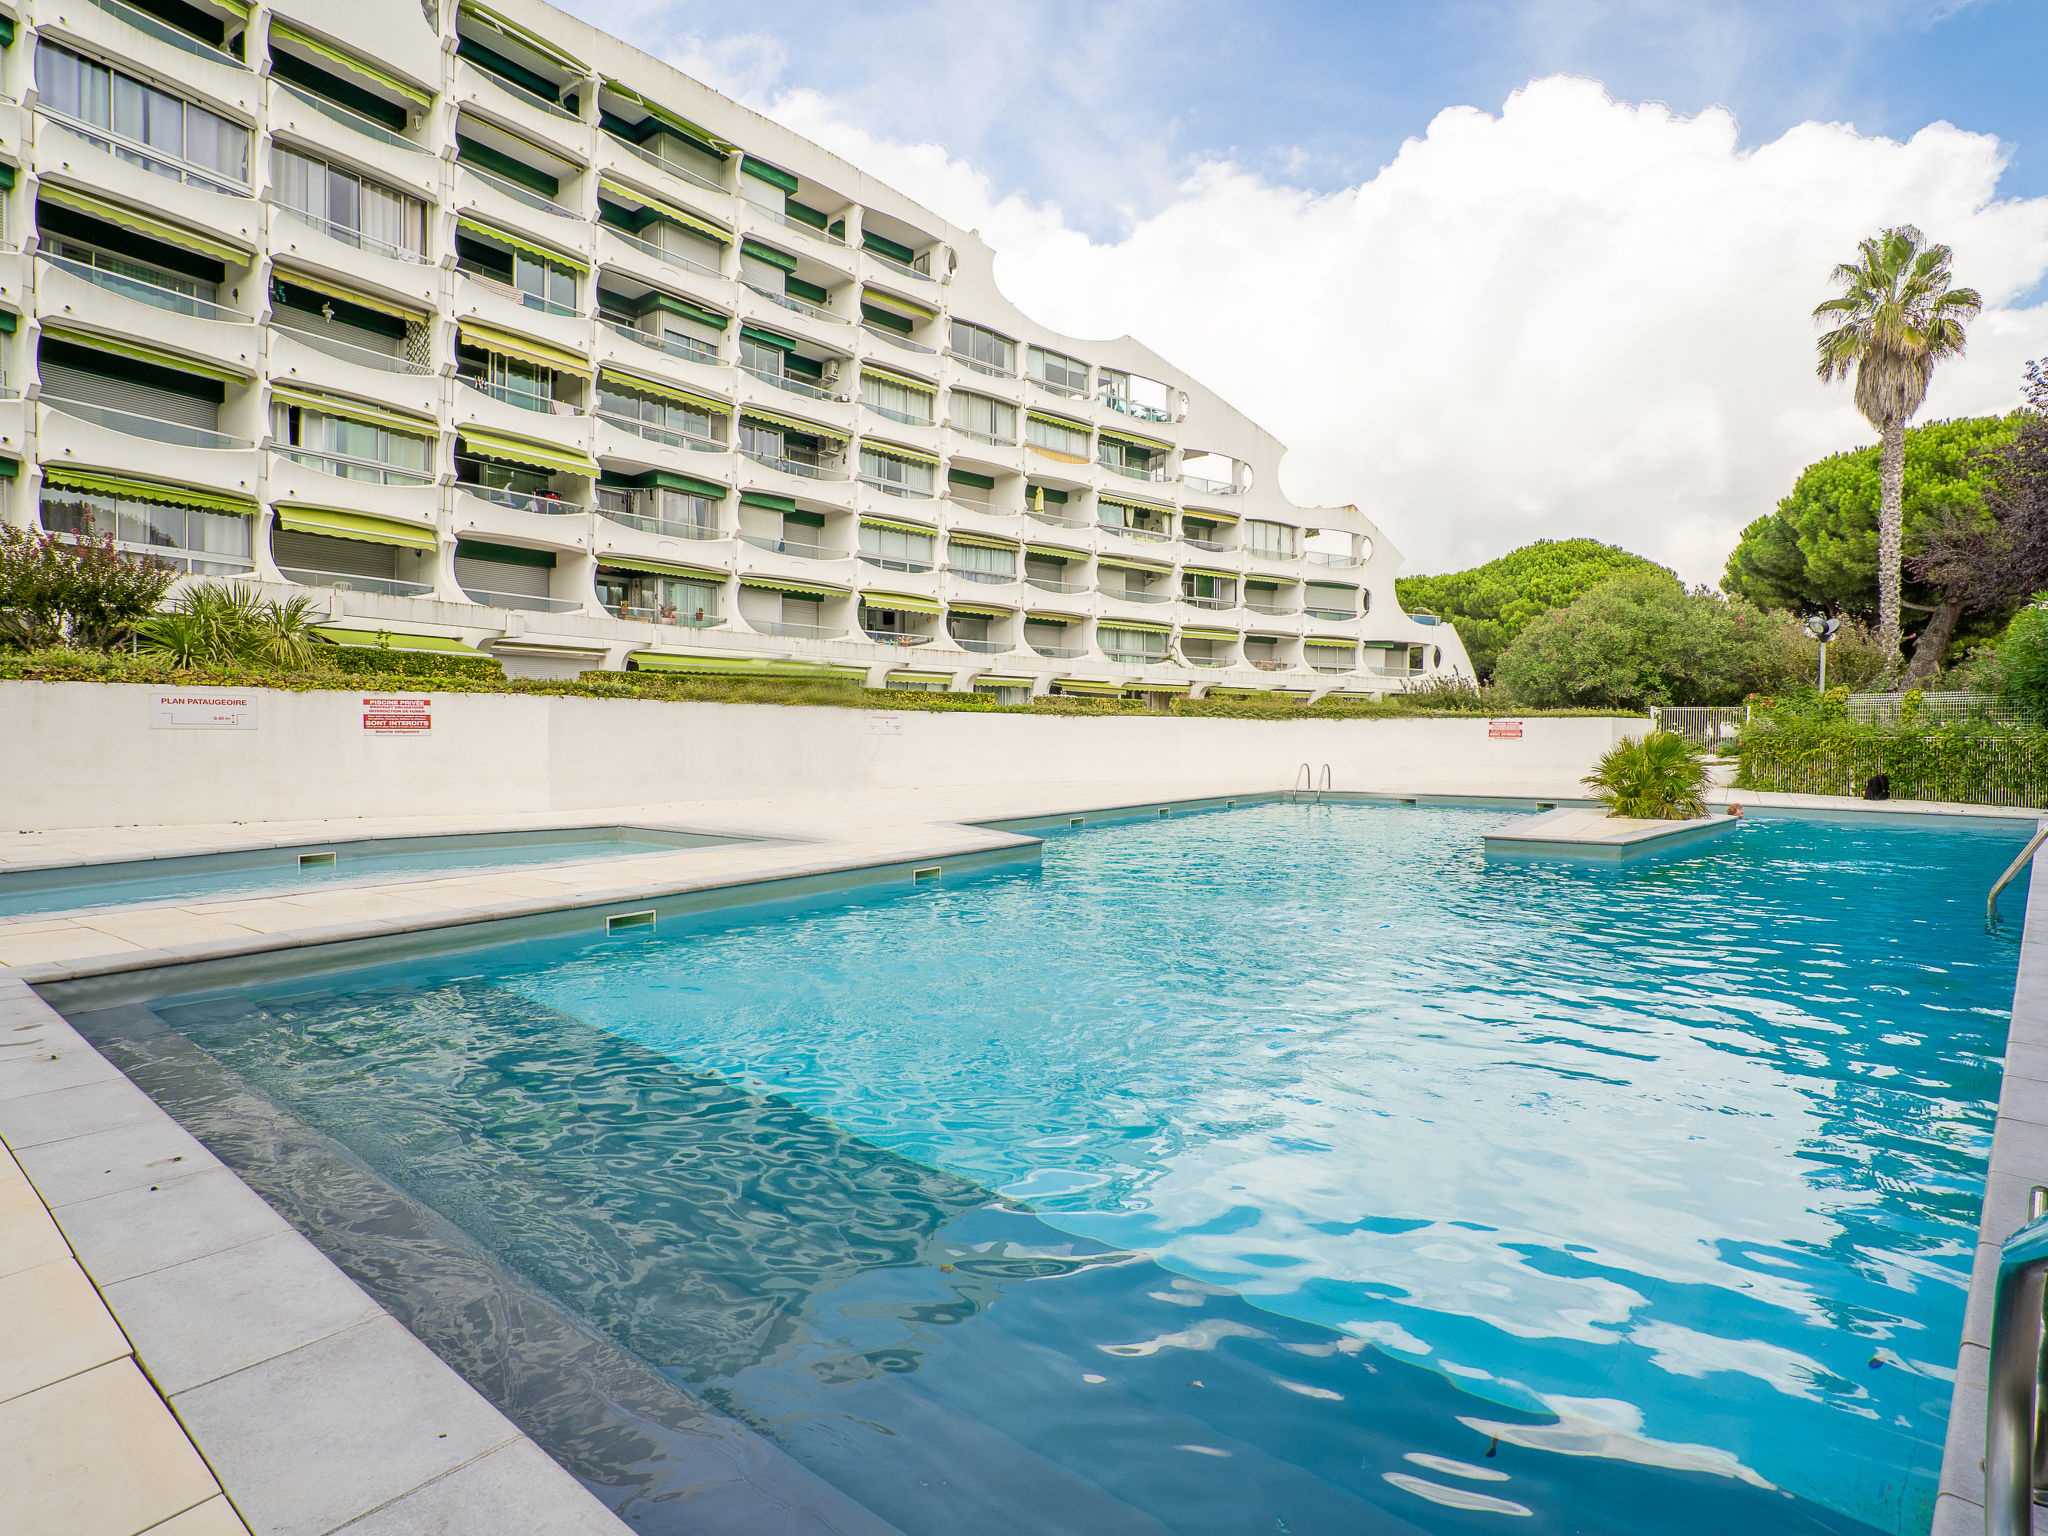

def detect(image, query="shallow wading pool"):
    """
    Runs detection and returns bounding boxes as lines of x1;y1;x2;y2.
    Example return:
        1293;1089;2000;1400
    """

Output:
0;826;743;918
49;802;2030;1535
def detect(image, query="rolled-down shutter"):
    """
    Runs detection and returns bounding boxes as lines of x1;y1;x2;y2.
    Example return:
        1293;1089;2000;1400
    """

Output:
454;555;550;598
272;529;399;580
39;363;220;430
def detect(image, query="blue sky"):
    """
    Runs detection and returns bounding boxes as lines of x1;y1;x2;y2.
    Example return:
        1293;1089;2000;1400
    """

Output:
567;0;2048;239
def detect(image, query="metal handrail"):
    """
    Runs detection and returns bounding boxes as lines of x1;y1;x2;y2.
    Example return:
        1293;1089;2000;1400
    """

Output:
1989;822;2048;929
1290;762;1332;802
1988;1187;2048;1535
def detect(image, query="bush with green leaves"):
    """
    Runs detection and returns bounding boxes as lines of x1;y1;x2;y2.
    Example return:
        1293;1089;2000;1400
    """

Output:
136;583;320;669
0;522;177;648
1986;597;2048;725
1582;730;1709;818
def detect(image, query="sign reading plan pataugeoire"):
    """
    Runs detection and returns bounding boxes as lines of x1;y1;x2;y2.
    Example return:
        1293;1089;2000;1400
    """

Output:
363;697;433;735
150;692;257;730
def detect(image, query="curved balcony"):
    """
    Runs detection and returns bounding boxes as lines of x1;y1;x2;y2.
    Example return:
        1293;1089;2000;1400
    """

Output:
279;567;434;599
462;588;586;614
603;506;727;540
273;81;430;161
278;206;430;268
272;446;435;487
1308;551;1368;569
271;321;433;381
462;483;583;517
740;448;850;481
864;630;935;646
599;318;719;368
1098;587;1174;605
743;280;850;325
949;570;1017;586
859;553;935;575
602;133;731;198
952;637;1012;654
39;253;241;324
1025;576;1090;595
43;395;251;451
740;363;841;401
1098;460;1173;484
740;532;846;561
863;247;936;283
752;619;845;639
862;324;937;354
1029;643;1086;659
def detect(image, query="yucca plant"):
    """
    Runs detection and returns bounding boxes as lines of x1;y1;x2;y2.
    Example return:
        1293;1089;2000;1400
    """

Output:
1582;730;1709;819
135;608;212;669
247;593;319;669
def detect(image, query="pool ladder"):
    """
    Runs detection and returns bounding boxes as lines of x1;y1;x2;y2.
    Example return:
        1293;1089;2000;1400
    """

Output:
1986;1185;2048;1533
1292;763;1331;803
1988;821;2048;931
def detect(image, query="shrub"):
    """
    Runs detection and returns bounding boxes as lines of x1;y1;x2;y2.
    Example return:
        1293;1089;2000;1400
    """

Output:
138;584;329;670
1989;597;2048;725
1582;730;1709;818
0;523;176;648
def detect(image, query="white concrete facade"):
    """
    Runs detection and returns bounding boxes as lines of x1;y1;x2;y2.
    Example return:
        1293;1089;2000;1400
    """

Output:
0;0;1471;697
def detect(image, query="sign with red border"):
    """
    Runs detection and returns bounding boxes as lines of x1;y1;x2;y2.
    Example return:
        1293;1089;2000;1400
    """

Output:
362;696;432;735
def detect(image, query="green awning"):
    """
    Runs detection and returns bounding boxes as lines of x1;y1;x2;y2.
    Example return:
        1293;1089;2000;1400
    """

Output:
607;470;727;498
740;157;800;193
741;406;845;444
1182;506;1239;525
277;507;438;550
458;1;587;75
860;287;936;322
1179;627;1239;642
1182;566;1236;580
975;675;1035;687
1026;410;1089;434
271;19;433;109
0;457;17;479
456;537;555;568
739;324;797;352
1023;544;1080;562
0;167;14;193
40;468;254;516
1100;621;1173;636
947;532;1018;552
599;79;737;157
861;440;938;468
861;365;935;396
859;515;935;537
887;670;951;685
596;173;731;245
459;426;598;477
270;266;425;323
270;386;437;438
456;215;588;274
860;591;943;615
43;326;250;384
1099;426;1172;455
739;238;798;274
1054;680;1123;696
947;601;1013;618
738;574;846;598
36;183;250;265
598;364;728;416
633;290;729;330
314;625;484;655
1097;556;1171;574
739;490;797;512
631;653;866;681
457;321;593;377
597;554;728;581
1099;495;1172;516
1028;485;1070;505
1305;640;1358;650
1025;611;1080;625
1127;681;1193;695
948;467;996;491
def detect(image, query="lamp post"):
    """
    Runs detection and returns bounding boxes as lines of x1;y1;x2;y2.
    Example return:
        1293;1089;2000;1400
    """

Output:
1805;614;1841;692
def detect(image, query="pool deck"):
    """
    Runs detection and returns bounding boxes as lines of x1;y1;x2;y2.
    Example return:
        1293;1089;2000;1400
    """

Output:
3;777;2042;1536
1480;804;1742;857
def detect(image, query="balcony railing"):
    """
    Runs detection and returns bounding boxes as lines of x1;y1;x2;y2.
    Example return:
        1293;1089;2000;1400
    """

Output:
1304;607;1356;621
273;446;435;485
945;494;1003;514
1026;576;1089;594
462;163;579;220
1312;663;1355;675
1100;588;1172;605
460;375;572;414
600;506;725;540
753;205;848;246
950;569;1016;587
1370;665;1422;678
276;81;426;154
740;532;842;560
1099;460;1172;483
44;395;252;450
598;411;723;453
864;629;934;645
462;587;582;613
862;324;936;354
752;619;844;639
859;475;936;499
1250;659;1292;672
858;553;934;574
462;482;580;515
598;318;719;368
864;247;934;282
741;448;848;480
39;113;247;197
741;363;839;400
743;280;850;324
1243;601;1299;616
1026;507;1091;530
1308;551;1367;568
42;254;242;322
602;223;723;281
1182;536;1231;552
1028;375;1090;400
460;268;580;317
1103;523;1171;542
470;62;581;122
1182;594;1236;609
1104;648;1167;666
89;0;244;69
278;566;433;598
281;205;429;264
1182;656;1231;667
951;637;1009;653
1028;643;1085;659
1182;474;1242;496
605;133;729;196
946;349;1014;379
609;604;724;627
866;403;934;428
946;421;1016;446
1100;394;1174;423
274;320;433;376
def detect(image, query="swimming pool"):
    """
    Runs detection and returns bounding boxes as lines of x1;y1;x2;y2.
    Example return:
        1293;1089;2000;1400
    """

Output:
0;825;740;917
62;802;2027;1535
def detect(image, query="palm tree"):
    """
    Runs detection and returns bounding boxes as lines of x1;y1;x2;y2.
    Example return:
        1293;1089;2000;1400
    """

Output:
1814;226;1981;672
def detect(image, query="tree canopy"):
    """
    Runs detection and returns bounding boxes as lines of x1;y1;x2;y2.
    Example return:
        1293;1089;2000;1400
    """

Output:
1394;538;1670;679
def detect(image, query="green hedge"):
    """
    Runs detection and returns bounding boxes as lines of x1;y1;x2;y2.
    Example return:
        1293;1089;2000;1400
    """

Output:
1737;716;2048;806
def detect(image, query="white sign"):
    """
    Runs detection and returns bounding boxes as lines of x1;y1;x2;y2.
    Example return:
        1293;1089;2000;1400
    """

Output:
363;696;432;735
150;691;257;730
1488;719;1525;739
866;713;904;736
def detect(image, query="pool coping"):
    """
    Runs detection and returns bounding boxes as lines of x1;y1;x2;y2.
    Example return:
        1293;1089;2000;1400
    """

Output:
6;782;2045;1536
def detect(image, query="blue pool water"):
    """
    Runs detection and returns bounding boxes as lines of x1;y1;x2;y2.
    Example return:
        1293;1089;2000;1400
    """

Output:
0;827;726;917
126;803;2027;1534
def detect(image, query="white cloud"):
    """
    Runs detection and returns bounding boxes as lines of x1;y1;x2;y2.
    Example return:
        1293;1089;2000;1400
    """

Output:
646;54;2048;584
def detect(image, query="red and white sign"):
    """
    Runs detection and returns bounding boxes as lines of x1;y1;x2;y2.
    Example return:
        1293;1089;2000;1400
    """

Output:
362;696;432;735
1488;719;1524;739
150;691;257;730
866;713;904;736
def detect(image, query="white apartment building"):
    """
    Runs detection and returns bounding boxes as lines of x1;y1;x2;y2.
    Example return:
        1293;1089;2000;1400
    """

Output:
0;0;1471;698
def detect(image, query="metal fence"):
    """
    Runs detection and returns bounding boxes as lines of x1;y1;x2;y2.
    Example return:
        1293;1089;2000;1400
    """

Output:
1845;691;2017;726
1649;706;1748;747
1739;736;2048;807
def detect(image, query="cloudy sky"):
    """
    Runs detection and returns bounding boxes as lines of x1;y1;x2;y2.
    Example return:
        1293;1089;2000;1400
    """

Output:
559;0;2048;584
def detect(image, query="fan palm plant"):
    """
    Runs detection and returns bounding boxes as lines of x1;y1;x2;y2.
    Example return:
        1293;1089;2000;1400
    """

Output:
1814;226;1981;670
1582;731;1708;819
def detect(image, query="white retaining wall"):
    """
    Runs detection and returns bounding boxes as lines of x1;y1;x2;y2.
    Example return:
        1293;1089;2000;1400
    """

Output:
1;682;1643;831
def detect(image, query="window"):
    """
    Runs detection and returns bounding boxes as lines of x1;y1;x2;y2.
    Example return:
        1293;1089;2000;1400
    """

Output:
859;523;933;568
950;392;1014;444
40;487;251;575
460;351;554;411
1304;583;1355;618
739;334;787;376
1182;572;1234;603
1097;437;1162;476
949;321;1014;375
1028;347;1088;395
596;382;714;445
1245;520;1299;559
271;403;433;484
45;238;216;308
1026;414;1089;458
861;372;933;426
859;447;935;496
1099;626;1167;663
949;541;1016;579
272;146;426;260
455;228;575;311
36;43;251;189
